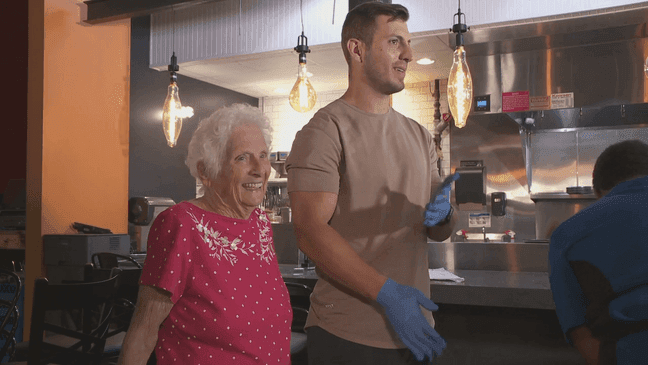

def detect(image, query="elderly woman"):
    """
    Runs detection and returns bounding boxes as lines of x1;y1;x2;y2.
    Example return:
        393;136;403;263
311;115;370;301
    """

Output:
118;104;292;365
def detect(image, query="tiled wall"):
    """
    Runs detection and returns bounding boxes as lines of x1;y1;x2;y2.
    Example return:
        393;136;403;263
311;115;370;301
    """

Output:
262;80;451;177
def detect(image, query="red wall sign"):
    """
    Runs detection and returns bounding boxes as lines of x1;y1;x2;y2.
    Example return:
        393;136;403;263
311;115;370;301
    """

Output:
502;91;530;112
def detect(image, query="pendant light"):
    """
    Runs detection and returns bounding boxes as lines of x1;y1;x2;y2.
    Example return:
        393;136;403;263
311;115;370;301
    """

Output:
288;0;317;113
447;0;472;129
162;9;194;148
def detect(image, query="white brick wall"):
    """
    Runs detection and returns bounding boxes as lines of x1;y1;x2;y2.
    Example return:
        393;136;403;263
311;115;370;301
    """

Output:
264;80;452;177
392;80;452;177
262;89;345;152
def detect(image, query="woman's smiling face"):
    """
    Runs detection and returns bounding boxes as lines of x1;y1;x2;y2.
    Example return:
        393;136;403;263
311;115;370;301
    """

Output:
211;123;271;216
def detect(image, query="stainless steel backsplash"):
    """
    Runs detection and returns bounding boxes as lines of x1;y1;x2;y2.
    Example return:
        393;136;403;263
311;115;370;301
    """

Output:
447;7;648;241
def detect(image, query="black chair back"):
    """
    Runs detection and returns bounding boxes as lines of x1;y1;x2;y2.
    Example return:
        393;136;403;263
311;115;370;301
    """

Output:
27;274;120;365
0;268;21;361
85;263;142;339
284;282;312;333
91;252;142;270
284;281;313;359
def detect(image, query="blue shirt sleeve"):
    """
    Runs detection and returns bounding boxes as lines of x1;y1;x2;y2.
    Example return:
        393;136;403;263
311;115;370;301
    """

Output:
549;229;589;341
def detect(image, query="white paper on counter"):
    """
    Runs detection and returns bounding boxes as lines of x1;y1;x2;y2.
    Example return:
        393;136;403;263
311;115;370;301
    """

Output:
429;268;465;283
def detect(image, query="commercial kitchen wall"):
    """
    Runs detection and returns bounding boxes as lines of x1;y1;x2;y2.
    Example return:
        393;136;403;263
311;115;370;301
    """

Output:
262;80;452;177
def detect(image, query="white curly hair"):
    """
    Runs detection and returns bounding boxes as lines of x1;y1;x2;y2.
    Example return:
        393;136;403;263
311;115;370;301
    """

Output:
186;103;273;191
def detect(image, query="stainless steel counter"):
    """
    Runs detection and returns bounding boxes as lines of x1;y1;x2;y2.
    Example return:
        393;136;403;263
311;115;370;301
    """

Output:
429;269;553;310
278;264;554;310
279;264;318;280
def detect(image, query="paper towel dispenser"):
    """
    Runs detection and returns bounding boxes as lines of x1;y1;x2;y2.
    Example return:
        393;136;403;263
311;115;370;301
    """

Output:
455;160;486;205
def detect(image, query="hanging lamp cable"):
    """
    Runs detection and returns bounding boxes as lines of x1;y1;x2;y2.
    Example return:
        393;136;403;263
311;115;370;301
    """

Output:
332;0;336;25
172;8;175;54
168;8;179;80
300;0;304;34
171;8;175;53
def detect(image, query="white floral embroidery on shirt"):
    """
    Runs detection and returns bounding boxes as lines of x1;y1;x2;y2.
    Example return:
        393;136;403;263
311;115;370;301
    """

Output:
256;212;276;264
188;212;255;265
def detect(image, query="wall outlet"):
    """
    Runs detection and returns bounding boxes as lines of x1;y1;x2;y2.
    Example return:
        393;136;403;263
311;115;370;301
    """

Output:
468;213;491;227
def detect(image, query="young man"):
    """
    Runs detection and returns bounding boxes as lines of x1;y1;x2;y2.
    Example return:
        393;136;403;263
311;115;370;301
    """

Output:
549;139;648;365
286;3;457;364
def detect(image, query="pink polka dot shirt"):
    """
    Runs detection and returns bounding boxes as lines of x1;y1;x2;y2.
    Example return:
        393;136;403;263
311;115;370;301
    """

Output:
140;202;292;364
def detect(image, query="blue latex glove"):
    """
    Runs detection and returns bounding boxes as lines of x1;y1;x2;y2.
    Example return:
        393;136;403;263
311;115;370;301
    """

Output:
424;173;460;227
376;278;446;361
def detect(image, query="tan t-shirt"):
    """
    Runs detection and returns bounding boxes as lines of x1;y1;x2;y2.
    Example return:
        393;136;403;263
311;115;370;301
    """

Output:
286;98;443;349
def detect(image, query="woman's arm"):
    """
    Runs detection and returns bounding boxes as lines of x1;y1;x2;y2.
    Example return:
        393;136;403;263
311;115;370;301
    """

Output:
118;285;174;365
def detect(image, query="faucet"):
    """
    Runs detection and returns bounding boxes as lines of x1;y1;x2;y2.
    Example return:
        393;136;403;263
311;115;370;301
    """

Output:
482;227;490;242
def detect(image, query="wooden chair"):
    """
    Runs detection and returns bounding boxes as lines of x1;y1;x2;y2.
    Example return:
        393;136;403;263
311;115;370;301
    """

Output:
0;268;22;362
8;274;120;365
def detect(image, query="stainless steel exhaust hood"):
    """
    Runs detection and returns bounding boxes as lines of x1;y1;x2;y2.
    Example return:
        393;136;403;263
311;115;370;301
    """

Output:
447;7;648;242
452;7;648;116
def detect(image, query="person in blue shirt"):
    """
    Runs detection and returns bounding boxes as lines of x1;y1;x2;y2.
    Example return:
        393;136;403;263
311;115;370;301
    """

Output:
549;139;648;365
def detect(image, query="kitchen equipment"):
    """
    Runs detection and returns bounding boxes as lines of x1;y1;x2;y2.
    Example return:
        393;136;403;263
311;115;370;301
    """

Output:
128;196;175;252
270;151;289;178
280;207;291;223
566;186;593;195
270;161;287;178
43;234;130;283
297;249;314;269
491;192;507;216
530;192;597;240
455;161;486;205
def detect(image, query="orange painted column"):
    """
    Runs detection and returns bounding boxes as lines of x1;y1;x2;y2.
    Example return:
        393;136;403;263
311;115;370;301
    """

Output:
25;0;130;337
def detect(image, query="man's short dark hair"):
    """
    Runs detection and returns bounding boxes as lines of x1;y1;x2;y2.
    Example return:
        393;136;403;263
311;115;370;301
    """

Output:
592;139;648;193
341;2;409;64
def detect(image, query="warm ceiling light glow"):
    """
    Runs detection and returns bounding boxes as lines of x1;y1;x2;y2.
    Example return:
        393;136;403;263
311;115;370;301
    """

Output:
416;58;435;65
162;52;194;148
289;31;317;113
289;62;317;113
448;1;472;129
448;45;472;129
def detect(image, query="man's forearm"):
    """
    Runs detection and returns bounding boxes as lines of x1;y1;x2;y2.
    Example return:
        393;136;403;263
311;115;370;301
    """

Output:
426;208;456;241
294;222;387;301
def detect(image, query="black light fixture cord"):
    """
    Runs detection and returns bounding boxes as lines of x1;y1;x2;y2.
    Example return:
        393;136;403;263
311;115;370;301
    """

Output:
300;0;304;34
168;8;179;81
172;9;175;54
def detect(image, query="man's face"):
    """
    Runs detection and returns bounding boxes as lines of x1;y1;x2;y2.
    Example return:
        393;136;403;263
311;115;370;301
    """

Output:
363;15;413;95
